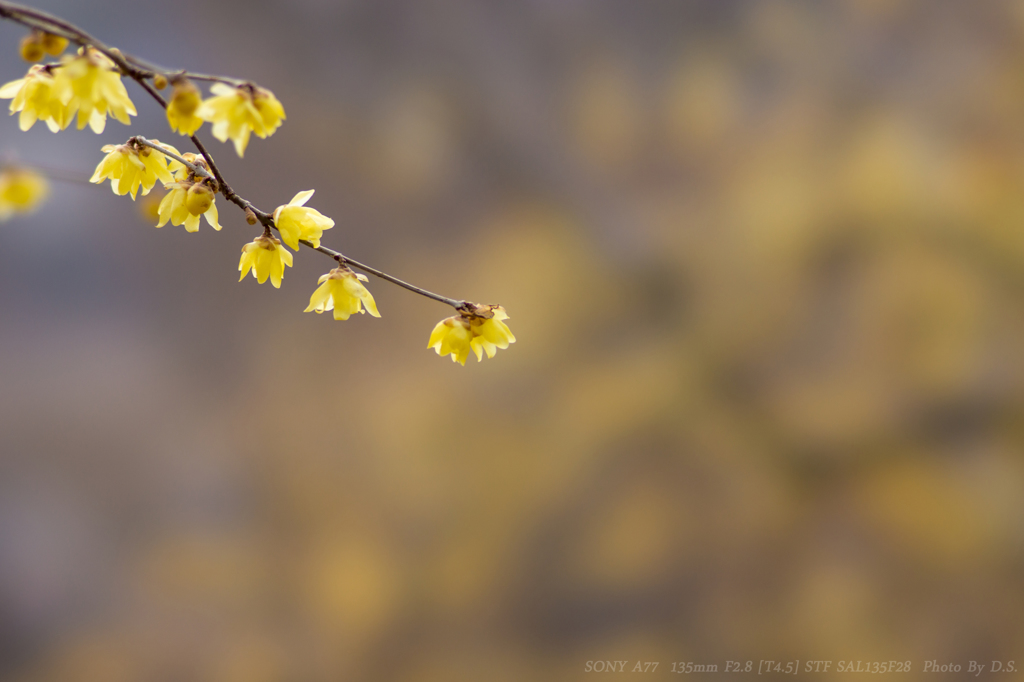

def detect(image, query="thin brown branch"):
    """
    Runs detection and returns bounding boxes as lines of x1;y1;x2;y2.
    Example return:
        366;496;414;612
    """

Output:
0;0;468;311
306;241;465;308
122;57;246;87
131;137;213;180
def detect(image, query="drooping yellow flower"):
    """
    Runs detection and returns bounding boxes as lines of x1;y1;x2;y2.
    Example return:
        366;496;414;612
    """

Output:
428;305;516;365
166;79;203;136
304;267;380;320
427;316;474;365
155;180;222;232
55;48;136;133
468;306;516;361
90;140;180;200
272;189;334;249
0;168;49;221
0;64;72;132
239;234;293;288
195;82;285;157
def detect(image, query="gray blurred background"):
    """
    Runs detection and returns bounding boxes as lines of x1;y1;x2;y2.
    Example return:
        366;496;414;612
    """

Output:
3;0;1024;680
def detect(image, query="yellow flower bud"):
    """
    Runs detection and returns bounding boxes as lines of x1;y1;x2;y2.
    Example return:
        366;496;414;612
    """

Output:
20;35;45;63
153;74;168;90
156;182;221;232
40;32;68;56
170;80;201;116
186;183;214;216
166;79;203;136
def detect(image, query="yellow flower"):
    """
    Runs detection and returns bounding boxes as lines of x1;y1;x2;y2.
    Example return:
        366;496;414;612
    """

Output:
90;140;180;200
56;48;136;133
166;79;203;136
468;306;516;361
304;267;380;320
0;168;49;221
156;181;222;232
427;316;474;365
195;82;285;157
239;234;293;288
272;189;334;249
427;305;515;365
0;64;72;132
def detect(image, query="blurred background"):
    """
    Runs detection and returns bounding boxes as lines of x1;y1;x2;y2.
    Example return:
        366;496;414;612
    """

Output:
3;0;1024;679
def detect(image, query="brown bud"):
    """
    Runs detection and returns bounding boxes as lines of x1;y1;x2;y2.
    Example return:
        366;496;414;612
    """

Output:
245;207;258;225
20;35;44;63
40;32;68;56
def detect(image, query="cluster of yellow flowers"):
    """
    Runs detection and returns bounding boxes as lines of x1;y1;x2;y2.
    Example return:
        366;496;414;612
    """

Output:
157;153;223;233
163;78;287;156
2;46;284;158
236;188;334;286
0;167;48;221
1;25;514;365
157;180;222;233
0;47;136;134
89;139;223;232
428;305;517;365
235;187;339;290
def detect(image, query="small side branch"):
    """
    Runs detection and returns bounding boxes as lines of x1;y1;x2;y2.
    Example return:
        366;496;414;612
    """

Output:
131;137;213;181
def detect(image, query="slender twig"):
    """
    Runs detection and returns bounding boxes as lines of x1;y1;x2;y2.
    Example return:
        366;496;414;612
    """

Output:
0;6;249;88
174;72;246;86
131;137;213;180
121;54;246;87
0;2;102;47
307;241;465;308
0;0;468;311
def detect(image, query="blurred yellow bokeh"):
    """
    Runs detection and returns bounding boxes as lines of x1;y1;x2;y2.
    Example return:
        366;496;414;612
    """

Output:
2;1;1024;681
